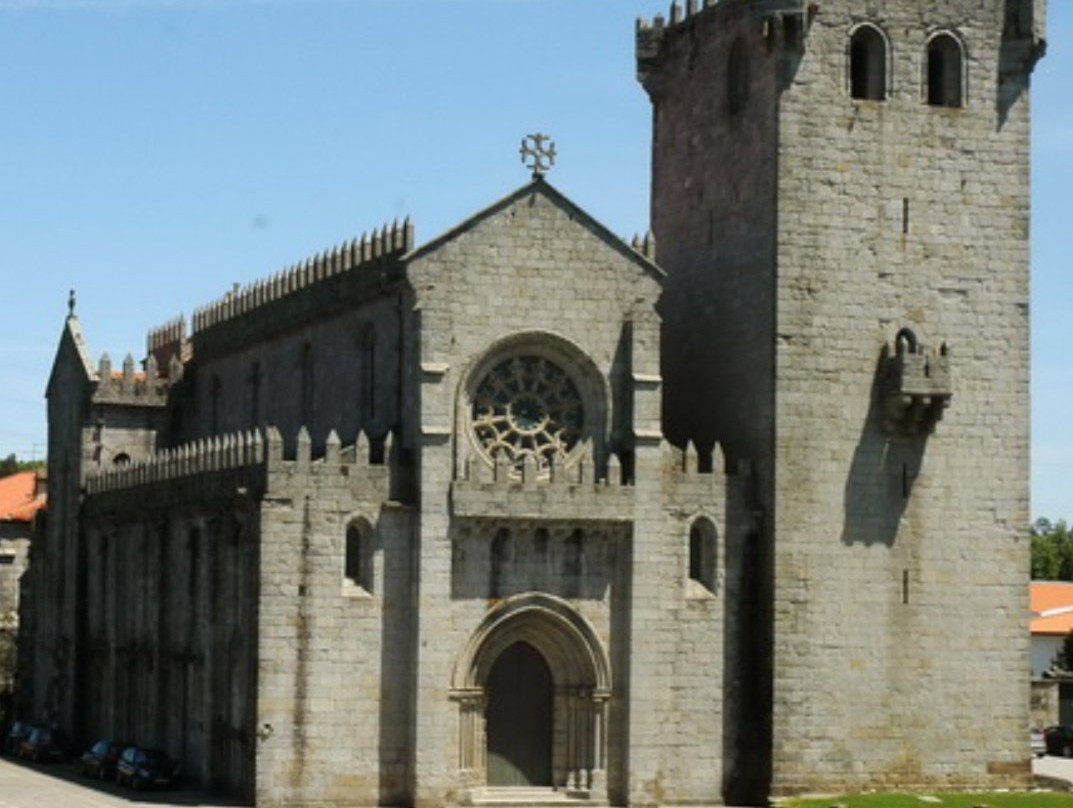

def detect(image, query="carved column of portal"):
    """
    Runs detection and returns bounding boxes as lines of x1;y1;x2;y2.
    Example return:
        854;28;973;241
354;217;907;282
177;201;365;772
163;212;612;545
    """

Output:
452;689;486;787
563;688;610;796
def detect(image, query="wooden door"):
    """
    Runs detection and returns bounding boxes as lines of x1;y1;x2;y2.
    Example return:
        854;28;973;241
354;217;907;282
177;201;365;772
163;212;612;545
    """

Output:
485;642;553;786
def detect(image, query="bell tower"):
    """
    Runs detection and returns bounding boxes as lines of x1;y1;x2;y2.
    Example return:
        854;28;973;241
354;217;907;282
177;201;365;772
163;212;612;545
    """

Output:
639;0;1045;798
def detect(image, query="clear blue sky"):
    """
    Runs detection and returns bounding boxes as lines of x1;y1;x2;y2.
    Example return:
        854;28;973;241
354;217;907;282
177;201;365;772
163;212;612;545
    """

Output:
0;0;1069;523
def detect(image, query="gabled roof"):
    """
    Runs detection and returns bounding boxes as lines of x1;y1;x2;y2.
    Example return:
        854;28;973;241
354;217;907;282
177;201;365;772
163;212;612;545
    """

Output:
405;177;664;283
45;314;98;399
0;470;46;523
1031;581;1073;636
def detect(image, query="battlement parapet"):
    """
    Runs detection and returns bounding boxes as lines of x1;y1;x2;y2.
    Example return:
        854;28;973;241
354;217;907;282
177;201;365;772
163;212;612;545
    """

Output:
85;429;267;495
146;316;189;376
191;218;414;337
84;425;400;498
637;0;814;83
92;352;170;407
630;230;657;261
450;440;752;521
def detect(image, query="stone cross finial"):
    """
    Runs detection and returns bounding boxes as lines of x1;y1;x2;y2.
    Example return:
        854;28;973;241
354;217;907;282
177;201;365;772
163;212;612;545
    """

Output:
520;133;556;178
68;289;76;316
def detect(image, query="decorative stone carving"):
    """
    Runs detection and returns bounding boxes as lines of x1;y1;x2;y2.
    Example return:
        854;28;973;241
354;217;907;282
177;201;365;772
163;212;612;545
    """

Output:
471;356;584;476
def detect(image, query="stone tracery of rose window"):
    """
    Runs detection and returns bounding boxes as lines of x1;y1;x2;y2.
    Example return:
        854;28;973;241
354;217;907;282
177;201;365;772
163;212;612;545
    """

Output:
471;355;584;474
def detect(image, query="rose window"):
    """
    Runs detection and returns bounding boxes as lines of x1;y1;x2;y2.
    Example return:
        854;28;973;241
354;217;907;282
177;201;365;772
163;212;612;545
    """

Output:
471;356;584;472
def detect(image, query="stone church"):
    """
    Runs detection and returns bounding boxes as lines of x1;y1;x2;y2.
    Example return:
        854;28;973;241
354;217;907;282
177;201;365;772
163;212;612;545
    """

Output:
22;1;1045;806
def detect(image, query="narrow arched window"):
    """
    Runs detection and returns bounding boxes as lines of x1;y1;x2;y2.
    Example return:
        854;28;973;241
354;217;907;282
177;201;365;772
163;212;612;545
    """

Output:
490;528;511;598
726;37;749;115
849;25;887;101
300;342;315;429
210;375;222;434
927;33;964;107
689;518;718;593
249;361;262;427
359;325;376;427
345;519;373;593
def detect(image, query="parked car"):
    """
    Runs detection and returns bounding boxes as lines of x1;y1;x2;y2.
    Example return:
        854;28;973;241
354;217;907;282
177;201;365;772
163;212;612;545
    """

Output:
17;726;71;762
115;745;180;790
1032;727;1047;757
80;739;133;780
3;721;38;756
1045;725;1073;757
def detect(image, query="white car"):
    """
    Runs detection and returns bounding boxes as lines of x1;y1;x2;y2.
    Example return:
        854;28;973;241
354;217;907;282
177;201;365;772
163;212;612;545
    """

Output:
1032;727;1047;757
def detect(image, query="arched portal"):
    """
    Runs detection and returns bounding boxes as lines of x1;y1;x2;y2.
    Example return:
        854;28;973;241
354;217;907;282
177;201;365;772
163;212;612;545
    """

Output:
451;593;611;801
486;642;553;786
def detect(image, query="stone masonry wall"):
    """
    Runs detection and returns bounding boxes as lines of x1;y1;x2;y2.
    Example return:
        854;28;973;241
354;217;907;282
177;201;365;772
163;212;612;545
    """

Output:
80;460;265;798
405;184;758;806
769;0;1038;794
641;0;1041;797
255;428;415;808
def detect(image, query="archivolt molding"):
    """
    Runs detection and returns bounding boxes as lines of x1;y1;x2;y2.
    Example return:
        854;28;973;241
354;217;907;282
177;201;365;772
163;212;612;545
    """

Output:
451;592;611;695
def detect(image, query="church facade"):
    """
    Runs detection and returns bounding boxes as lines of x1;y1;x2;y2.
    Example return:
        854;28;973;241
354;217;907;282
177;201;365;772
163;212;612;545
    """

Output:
23;1;1045;806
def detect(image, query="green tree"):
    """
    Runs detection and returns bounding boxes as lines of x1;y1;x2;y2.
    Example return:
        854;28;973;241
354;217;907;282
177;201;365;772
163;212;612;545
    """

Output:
1055;629;1073;673
1032;518;1073;581
0;453;44;477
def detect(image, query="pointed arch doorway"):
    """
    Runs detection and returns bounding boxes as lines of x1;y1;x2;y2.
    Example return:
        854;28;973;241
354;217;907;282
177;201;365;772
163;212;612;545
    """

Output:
486;642;553;786
452;593;612;802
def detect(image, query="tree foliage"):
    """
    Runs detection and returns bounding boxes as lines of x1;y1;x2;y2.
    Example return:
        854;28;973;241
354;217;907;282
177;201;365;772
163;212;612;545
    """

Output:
1031;518;1073;581
1057;629;1073;673
0;453;44;478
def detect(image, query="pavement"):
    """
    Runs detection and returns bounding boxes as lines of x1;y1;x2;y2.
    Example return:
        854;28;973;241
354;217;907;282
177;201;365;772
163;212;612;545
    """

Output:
1033;752;1073;790
0;753;1070;808
0;754;242;808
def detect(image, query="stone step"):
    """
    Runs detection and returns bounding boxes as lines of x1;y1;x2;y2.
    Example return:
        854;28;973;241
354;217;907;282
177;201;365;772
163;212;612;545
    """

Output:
468;786;600;806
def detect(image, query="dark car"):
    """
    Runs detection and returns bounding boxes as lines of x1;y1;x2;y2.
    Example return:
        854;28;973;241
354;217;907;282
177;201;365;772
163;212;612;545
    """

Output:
3;721;39;756
1045;725;1073;757
115;746;180;790
17;726;71;762
80;739;133;780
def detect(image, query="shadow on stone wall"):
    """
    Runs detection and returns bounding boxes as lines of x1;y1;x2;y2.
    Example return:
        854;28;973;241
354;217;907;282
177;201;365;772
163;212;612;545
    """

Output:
841;348;926;548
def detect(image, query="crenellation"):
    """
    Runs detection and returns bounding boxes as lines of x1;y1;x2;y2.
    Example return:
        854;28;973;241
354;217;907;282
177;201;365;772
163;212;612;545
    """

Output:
187;217;413;338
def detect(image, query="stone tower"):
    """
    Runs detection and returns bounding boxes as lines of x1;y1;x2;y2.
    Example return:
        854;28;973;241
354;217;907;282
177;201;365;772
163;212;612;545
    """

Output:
638;0;1045;800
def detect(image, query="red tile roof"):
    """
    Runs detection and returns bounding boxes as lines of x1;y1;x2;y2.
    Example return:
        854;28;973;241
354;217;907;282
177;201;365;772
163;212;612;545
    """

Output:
1031;581;1073;636
0;470;46;523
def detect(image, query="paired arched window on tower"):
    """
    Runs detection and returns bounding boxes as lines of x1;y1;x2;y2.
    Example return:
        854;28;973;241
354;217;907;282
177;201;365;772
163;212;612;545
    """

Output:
926;32;964;107
847;25;964;108
849;24;888;101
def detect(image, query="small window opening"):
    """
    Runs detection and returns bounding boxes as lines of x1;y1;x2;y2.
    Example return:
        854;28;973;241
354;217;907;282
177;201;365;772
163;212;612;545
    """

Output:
210;376;222;434
490;528;511;598
850;25;887;101
345;519;373;593
359;325;376;428
727;38;749;115
689;518;718;593
300;343;315;429
249;361;262;426
113;452;131;467
927;33;963;107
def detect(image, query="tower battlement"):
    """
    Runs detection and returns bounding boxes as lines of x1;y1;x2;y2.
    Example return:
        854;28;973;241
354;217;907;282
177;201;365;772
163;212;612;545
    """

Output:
146;316;188;376
92;351;170;406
